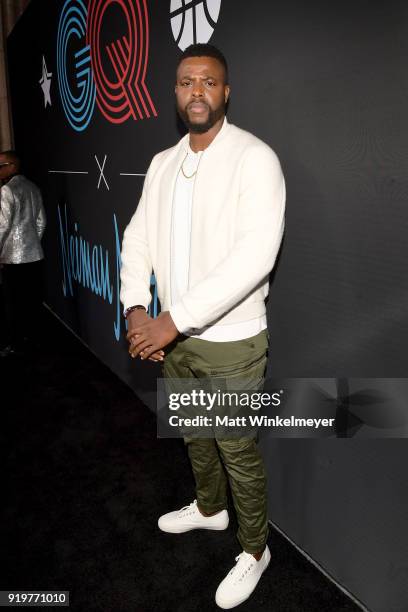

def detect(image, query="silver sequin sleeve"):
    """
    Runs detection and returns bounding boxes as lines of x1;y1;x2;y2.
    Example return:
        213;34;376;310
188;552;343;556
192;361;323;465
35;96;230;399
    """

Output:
0;174;46;264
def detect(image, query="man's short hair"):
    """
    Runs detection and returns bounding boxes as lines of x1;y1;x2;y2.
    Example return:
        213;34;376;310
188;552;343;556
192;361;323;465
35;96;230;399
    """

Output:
0;150;20;170
177;43;229;84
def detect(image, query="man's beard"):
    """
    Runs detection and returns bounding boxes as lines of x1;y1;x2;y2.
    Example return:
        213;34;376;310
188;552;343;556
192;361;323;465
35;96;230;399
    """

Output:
177;102;225;134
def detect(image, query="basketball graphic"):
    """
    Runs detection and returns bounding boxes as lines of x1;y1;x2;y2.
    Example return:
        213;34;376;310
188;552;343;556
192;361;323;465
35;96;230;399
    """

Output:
170;0;222;50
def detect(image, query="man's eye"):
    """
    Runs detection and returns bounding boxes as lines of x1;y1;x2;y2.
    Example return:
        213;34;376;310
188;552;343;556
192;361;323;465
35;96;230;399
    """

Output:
181;81;191;86
206;81;215;86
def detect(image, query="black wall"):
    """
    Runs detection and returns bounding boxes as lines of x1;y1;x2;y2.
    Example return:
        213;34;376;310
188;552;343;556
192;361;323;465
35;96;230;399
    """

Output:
7;1;408;610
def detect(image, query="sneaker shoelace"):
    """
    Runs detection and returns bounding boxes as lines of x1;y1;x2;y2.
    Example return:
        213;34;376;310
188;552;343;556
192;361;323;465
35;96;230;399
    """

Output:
178;499;198;517
230;552;256;584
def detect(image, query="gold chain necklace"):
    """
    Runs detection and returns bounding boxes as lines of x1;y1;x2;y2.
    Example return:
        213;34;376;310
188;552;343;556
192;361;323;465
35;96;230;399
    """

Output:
181;150;199;179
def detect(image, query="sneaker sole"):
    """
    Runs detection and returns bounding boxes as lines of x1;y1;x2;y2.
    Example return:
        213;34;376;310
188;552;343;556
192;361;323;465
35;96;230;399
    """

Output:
158;521;229;534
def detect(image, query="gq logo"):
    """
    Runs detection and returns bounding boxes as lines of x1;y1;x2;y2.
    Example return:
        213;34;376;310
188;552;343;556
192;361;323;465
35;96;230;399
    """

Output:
57;0;157;131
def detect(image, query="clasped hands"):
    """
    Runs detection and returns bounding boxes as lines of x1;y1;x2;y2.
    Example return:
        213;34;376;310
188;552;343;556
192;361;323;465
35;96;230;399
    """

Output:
126;310;179;362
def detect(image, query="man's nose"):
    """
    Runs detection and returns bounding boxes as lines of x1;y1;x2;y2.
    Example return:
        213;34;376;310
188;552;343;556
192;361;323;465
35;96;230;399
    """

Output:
192;82;204;97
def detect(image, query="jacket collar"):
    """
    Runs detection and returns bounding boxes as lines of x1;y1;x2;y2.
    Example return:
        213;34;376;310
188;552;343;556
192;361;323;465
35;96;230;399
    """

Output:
3;173;20;186
179;115;230;154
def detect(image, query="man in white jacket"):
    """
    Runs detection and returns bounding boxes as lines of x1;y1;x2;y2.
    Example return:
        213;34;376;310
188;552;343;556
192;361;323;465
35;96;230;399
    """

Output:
120;44;285;609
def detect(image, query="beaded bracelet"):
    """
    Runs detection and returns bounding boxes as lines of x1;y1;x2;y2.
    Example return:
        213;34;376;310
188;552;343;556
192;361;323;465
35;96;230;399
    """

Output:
124;305;146;319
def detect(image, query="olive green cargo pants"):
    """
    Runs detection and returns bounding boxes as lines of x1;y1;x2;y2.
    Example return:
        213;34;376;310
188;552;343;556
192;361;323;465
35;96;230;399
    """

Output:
163;329;269;554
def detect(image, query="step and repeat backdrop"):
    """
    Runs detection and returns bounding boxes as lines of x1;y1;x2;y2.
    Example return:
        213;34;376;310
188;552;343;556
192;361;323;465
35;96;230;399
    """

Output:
7;1;408;611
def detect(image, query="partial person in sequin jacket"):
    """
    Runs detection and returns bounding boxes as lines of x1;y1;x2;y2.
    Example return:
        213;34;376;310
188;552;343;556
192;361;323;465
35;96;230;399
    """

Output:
0;150;46;356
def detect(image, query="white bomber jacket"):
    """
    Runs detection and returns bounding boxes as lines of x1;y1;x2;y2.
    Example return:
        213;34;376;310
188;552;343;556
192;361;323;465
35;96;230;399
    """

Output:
120;117;286;333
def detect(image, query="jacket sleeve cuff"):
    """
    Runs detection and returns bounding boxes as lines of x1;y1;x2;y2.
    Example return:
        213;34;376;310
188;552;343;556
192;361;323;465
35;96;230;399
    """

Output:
169;301;196;334
121;292;151;314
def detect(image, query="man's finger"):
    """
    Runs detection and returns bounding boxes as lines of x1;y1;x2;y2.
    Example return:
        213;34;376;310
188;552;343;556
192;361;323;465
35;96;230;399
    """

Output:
131;324;149;336
140;344;159;360
130;334;149;349
126;329;139;342
129;340;147;358
146;348;165;362
136;339;154;355
130;339;153;357
149;353;164;361
129;346;142;358
148;354;165;362
128;333;140;347
127;323;149;341
127;330;145;343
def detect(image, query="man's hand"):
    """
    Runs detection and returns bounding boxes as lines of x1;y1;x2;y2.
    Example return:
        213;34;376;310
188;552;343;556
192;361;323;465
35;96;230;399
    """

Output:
127;311;179;360
126;309;165;362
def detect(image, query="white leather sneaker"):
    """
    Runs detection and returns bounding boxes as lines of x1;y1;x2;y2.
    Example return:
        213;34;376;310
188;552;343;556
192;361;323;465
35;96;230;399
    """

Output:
158;499;229;533
215;545;271;609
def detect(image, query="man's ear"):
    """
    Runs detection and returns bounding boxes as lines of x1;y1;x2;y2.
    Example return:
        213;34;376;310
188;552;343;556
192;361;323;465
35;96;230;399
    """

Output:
225;85;230;104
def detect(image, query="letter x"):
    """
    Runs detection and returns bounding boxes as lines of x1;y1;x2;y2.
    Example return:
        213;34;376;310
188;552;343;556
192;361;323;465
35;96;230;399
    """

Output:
95;154;109;190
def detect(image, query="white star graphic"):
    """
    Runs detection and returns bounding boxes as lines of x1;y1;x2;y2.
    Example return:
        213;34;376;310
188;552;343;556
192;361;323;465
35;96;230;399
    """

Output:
39;55;52;108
